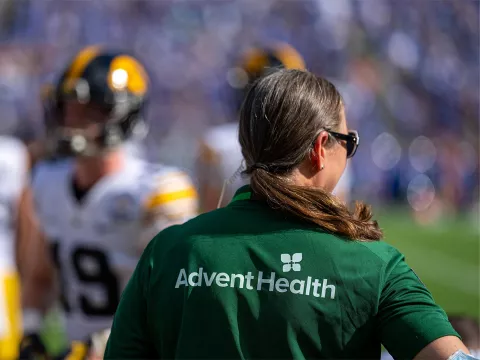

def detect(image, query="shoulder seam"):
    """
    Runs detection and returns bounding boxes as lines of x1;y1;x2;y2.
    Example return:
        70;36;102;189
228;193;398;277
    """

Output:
356;241;392;265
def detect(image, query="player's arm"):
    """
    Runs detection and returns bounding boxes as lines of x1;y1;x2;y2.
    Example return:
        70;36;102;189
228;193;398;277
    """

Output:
16;186;55;310
15;158;58;358
138;170;198;253
195;140;223;212
15;184;56;358
14;144;55;325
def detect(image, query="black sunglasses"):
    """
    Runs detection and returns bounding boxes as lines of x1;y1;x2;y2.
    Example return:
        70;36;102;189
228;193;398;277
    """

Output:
327;130;359;158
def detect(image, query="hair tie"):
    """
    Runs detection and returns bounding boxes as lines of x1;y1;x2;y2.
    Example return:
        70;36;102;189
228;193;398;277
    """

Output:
249;163;270;172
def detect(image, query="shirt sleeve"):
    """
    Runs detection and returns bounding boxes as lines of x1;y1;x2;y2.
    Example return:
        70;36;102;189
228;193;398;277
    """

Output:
104;240;156;359
377;250;460;359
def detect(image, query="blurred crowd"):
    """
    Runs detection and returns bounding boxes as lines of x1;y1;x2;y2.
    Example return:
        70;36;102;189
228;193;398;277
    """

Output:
0;0;478;217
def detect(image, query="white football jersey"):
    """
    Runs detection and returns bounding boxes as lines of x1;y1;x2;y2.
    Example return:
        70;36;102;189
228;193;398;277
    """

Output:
0;136;27;350
197;123;248;210
0;136;28;272
32;155;198;342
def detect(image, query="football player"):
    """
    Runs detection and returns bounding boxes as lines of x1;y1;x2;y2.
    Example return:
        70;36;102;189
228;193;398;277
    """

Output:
0;134;37;360
19;45;199;359
196;43;306;211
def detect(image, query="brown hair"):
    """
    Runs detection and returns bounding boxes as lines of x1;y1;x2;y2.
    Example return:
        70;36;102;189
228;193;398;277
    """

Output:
239;69;382;241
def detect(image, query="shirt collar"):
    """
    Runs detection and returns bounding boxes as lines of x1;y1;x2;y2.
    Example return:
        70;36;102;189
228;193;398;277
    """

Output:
229;185;252;204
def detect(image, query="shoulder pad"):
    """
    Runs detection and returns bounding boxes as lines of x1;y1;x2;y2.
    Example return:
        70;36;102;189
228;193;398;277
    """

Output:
143;167;198;211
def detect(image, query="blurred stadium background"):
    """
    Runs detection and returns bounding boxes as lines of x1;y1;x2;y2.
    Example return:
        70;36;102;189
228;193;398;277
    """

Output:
0;0;478;355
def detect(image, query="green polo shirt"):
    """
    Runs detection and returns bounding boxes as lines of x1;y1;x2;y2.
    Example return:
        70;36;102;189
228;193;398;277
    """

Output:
105;186;459;359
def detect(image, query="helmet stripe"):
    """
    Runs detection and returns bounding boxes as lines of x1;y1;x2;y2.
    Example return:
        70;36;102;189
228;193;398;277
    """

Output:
242;43;305;77
107;55;148;96
242;48;270;76
62;45;103;91
273;43;306;70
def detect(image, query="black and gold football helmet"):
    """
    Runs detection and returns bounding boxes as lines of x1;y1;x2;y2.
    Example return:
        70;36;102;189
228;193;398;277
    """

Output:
227;43;306;111
43;45;149;157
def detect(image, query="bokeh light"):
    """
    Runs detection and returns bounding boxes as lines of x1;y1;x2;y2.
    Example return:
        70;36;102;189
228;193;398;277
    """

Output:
358;0;391;30
408;136;437;173
226;68;248;89
371;132;402;171
388;31;419;71
407;174;436;212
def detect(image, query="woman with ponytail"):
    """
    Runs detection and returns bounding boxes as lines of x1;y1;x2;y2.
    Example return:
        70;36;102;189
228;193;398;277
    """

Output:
105;69;469;360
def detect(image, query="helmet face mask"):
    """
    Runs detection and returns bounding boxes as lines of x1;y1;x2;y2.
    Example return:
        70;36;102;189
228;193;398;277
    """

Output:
43;47;149;158
46;93;142;158
49;100;116;157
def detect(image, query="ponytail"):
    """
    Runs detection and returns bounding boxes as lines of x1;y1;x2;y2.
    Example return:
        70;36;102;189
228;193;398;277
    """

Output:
249;169;383;241
238;69;382;241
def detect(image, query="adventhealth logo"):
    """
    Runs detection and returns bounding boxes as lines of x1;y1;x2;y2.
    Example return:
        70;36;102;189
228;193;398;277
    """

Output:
175;253;336;299
281;253;302;272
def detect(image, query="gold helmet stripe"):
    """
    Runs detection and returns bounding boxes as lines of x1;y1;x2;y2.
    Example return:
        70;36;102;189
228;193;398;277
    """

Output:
107;55;148;95
241;43;305;76
63;45;103;91
242;48;270;76
273;43;306;70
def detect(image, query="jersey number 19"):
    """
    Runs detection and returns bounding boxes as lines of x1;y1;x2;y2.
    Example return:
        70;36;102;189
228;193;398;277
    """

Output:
51;242;120;317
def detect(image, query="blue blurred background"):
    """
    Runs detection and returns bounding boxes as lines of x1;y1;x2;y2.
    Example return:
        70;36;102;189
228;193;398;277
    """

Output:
0;0;478;215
